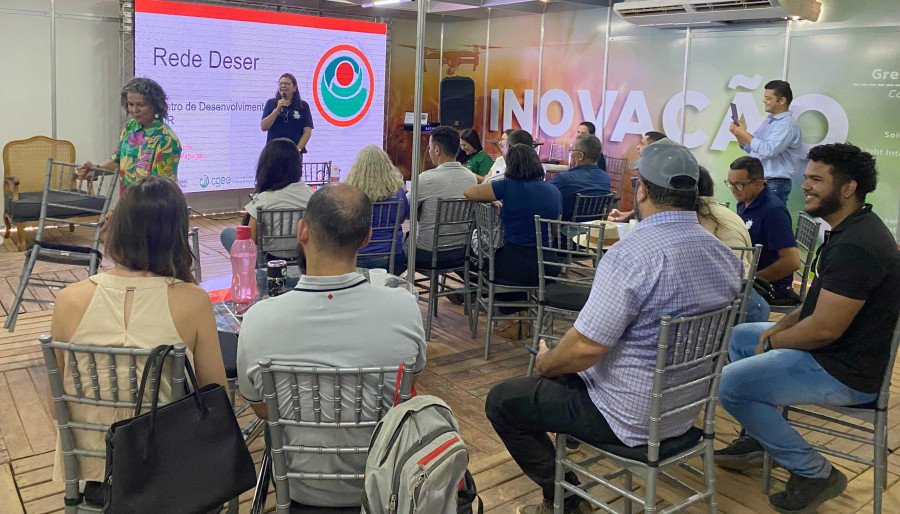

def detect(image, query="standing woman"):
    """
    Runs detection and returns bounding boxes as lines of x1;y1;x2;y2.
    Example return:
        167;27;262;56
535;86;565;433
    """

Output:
457;128;494;181
77;77;181;191
260;73;314;163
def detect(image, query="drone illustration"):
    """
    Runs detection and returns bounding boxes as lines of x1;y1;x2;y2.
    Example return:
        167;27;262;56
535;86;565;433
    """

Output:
399;44;501;75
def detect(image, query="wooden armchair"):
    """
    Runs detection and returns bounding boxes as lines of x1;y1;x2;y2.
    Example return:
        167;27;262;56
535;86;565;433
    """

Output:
3;136;77;250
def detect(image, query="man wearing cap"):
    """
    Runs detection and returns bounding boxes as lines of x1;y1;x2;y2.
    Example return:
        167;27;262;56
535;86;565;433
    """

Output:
485;138;742;514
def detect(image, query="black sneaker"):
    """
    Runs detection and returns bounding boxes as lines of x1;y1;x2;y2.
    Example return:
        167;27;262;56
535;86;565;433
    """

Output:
714;433;765;470
769;466;847;513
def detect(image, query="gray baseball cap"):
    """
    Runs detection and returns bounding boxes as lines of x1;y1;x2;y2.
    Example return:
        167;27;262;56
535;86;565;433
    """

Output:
633;138;699;190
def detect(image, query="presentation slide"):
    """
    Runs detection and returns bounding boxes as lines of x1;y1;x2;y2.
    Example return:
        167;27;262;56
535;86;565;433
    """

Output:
134;0;386;193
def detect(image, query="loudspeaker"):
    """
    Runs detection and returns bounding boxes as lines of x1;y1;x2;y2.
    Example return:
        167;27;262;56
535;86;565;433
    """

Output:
440;77;475;130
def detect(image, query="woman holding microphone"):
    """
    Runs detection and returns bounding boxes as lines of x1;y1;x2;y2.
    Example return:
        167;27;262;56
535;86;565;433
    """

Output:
261;73;314;164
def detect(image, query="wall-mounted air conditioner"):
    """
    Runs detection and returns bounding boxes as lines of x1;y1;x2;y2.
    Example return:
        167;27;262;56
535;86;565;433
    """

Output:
613;0;821;28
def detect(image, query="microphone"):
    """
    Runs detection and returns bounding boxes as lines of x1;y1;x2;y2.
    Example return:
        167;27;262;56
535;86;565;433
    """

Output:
281;92;289;122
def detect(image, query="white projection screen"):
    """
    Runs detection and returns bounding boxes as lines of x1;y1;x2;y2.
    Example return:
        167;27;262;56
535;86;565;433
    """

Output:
135;0;387;193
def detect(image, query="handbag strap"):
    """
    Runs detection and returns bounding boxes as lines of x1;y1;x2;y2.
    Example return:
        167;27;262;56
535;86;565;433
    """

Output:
134;345;174;417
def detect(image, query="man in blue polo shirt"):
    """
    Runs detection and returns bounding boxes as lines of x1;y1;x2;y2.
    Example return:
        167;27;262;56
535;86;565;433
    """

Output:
551;134;610;221
728;156;800;304
729;80;803;205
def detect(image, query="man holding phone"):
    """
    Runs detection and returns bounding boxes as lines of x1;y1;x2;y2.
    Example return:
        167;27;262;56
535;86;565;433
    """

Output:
729;80;802;205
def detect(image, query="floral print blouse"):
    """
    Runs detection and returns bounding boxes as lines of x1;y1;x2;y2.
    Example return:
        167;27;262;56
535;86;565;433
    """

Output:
110;118;181;189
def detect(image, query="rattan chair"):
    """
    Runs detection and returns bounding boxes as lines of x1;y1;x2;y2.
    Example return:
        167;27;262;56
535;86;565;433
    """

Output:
258;360;413;513
553;300;740;514
761;314;900;514
770;212;820;313
3;136;77;250
5;160;118;331
40;335;187;513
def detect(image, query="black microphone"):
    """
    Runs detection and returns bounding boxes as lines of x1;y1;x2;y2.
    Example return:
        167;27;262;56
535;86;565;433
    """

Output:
280;92;289;122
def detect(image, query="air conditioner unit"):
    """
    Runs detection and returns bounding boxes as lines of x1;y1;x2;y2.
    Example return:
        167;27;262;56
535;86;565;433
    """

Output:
613;0;821;28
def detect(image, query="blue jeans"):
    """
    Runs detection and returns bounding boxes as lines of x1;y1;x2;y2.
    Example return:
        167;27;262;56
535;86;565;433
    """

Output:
744;288;771;323
765;178;792;205
719;323;877;478
356;253;407;276
221;227;237;252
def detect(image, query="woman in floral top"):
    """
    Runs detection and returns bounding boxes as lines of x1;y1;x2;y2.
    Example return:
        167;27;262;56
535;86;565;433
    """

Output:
78;77;181;191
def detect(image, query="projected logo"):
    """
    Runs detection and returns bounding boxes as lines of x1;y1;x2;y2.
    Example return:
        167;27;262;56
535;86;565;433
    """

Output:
313;45;375;127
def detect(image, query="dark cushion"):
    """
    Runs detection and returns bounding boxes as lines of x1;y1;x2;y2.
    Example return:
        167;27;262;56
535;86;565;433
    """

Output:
593;426;704;464
5;191;105;221
29;242;100;266
542;283;591;311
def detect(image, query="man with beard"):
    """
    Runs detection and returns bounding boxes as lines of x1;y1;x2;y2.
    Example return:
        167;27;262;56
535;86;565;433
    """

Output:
715;143;900;513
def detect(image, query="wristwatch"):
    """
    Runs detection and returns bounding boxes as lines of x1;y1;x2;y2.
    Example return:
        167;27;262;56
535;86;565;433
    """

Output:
762;336;773;353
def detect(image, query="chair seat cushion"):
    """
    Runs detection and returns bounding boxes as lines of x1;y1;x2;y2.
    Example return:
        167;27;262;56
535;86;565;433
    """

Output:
5;191;104;221
542;283;591;311
594;426;704;464
29;242;100;266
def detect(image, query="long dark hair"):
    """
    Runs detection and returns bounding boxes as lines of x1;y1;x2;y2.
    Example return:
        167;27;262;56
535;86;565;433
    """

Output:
273;73;303;109
505;144;544;180
696;166;721;237
456;128;484;164
255;138;301;194
105;176;194;284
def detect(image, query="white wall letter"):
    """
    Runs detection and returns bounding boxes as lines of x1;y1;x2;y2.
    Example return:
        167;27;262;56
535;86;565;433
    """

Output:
504;89;534;133
610;91;653;142
662;90;710;149
538;89;575;138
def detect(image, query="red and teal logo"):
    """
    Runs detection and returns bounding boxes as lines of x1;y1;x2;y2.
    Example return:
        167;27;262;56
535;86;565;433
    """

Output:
313;44;375;127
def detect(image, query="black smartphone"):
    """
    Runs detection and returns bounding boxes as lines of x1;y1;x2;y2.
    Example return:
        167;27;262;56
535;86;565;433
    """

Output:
730;103;739;123
524;344;539;356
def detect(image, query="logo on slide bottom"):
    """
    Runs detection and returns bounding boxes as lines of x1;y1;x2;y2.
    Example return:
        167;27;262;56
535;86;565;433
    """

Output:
313;45;375;127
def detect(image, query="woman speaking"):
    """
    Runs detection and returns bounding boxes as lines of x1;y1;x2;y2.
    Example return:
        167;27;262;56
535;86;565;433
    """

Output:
260;73;314;163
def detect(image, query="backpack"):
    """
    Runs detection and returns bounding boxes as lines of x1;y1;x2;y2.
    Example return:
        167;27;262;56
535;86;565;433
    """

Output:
361;395;471;513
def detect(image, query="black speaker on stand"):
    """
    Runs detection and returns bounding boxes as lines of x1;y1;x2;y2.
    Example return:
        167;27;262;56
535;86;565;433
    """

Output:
440;76;475;130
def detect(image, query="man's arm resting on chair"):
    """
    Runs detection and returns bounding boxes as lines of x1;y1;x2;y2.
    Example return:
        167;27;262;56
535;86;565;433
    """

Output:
535;327;610;377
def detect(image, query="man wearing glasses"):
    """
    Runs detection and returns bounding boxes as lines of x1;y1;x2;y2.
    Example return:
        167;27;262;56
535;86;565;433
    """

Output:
550;134;610;222
727;156;801;304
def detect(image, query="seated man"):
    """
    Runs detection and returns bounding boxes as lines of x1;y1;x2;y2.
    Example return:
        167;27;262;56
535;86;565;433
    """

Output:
237;184;427;508
727;156;801;304
716;143;900;513
550;134;610;222
485;140;742;514
409;125;478;267
609;130;666;222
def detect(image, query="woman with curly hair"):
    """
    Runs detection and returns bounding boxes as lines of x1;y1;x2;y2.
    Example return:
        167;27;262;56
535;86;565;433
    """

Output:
344;145;409;274
78;77;181;190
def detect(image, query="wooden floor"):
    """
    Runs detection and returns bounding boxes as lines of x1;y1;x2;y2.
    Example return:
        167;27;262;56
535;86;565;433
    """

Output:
0;216;898;513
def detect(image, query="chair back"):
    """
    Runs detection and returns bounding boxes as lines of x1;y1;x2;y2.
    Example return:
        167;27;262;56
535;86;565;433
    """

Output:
794;212;821;301
302;161;332;188
39;335;186;506
876;314;900;411
728;245;762;324
36;160;119;248
256;208;305;267
646;300;740;464
603;155;627;199
427;198;474;268
360;199;404;274
572;193;615;223
189;226;202;283
258;360;413;499
472;201;503;281
534;216;601;302
3;136;76;195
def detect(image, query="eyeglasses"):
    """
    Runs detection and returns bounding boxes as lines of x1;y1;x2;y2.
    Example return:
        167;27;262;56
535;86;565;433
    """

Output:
278;82;293;87
568;147;584;155
723;179;759;192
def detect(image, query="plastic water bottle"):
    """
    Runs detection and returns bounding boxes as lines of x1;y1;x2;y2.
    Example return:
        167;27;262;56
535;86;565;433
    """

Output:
230;226;258;314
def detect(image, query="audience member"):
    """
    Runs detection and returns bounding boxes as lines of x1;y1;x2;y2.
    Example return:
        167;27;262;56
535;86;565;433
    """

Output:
484;129;535;183
485;140;741;514
409;126;478;268
345;145;410;275
728;156;801;304
716;143;899;513
610;130;666;221
576;121;595;136
465;144;562;340
457;128;494;180
550;134;610;221
220;137;314;259
730;80;802;205
237;184;426;508
48;176;227;482
486;129;515;178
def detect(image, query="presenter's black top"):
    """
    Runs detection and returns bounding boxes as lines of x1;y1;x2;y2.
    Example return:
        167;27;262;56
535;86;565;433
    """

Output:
801;204;900;394
262;98;314;152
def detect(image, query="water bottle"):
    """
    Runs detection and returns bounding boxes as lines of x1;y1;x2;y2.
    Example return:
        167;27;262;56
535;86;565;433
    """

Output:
230;225;258;314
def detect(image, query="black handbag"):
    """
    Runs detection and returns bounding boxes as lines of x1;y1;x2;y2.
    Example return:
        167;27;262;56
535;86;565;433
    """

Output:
103;345;256;513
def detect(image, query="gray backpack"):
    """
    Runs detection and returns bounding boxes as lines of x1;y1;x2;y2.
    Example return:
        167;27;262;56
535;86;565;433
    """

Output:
361;395;469;513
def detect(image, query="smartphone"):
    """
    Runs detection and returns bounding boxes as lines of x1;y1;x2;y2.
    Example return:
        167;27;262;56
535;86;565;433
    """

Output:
524;344;539;356
730;103;739;124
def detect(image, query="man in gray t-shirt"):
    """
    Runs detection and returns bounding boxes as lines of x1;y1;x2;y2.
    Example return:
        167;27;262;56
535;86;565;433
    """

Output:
237;184;426;508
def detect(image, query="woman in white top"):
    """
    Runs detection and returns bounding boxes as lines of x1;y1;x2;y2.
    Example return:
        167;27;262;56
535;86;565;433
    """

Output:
49;176;228;482
220;137;314;255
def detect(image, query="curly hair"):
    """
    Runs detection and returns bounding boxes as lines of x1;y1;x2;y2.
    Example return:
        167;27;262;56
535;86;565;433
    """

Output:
121;77;169;120
344;145;404;202
807;142;878;201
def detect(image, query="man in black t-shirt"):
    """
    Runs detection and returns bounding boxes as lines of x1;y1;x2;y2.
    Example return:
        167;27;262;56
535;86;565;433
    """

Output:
715;143;900;513
261;73;314;163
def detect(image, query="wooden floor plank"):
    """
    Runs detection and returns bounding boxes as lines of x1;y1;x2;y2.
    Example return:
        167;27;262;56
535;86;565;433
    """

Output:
0;462;25;514
0;373;33;460
4;369;56;456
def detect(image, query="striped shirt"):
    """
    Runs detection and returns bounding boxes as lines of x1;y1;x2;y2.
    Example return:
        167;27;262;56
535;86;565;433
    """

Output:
575;210;742;447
